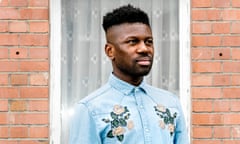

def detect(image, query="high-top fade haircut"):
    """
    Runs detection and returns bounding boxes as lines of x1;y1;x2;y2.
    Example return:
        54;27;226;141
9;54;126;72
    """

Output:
102;4;150;32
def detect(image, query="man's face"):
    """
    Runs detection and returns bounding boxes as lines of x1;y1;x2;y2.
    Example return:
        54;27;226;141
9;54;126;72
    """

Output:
105;23;154;79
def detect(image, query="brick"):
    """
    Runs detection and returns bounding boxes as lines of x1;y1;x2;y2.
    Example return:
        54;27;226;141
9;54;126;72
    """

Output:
0;61;19;72
0;140;18;144
9;21;28;32
9;127;28;138
223;62;240;72
192;127;212;138
0;74;8;85
223;88;240;98
192;10;207;21
192;114;222;125
232;127;240;138
9;48;28;59
192;23;211;33
0;113;8;124
9;0;28;7
232;0;240;7
223;114;240;124
223;10;240;20
213;100;230;112
232;48;240;60
0;126;8;138
29;100;49;111
192;100;212;112
192;74;212;86
0;87;19;98
30;73;48;86
0;34;19;46
19;34;49;46
29;126;48;138
231;22;240;33
212;22;230;34
19;61;49;72
232;74;240;85
0;8;20;20
192;87;222;99
223;140;240;144
9;113;48;124
0;0;8;6
192;62;222;73
223;36;240;46
213;127;231;138
20;87;48;98
29;21;49;32
192;140;222;144
29;0;48;7
212;0;230;7
0;100;8;111
192;0;211;7
231;100;240;111
0;48;8;58
0;22;8;32
19;8;49;20
29;48;49;59
192;36;208;46
19;140;49;144
10;100;27;111
213;75;231;86
11;74;28;85
213;48;231;60
191;9;222;20
208;36;222;46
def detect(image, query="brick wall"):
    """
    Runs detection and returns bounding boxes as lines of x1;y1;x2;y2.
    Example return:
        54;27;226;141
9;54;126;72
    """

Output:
192;0;240;144
0;0;49;143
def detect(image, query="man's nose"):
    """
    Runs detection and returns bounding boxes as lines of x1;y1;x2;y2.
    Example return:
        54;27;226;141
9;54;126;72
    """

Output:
136;41;150;53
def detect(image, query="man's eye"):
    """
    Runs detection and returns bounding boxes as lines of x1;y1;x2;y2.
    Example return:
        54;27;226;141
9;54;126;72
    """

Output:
145;39;153;45
127;39;138;44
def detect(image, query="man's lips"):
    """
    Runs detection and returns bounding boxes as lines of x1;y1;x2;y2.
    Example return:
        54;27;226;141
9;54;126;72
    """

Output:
136;57;152;66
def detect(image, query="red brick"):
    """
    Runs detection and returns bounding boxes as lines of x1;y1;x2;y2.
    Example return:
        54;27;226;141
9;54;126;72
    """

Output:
212;0;230;7
223;88;240;98
19;8;49;20
29;48;49;59
0;0;8;6
9;0;28;7
29;0;48;7
213;127;231;138
192;36;208;46
232;48;240;60
19;61;49;72
0;126;8;138
232;0;240;7
232;127;240;138
18;140;49;144
231;22;240;33
208;36;222;46
231;100;240;111
213;48;231;60
19;34;49;46
9;113;48;124
198;52;210;62
223;36;240;46
191;9;222;20
192;114;223;125
0;140;19;144
192;62;222;73
213;75;231;86
192;10;207;21
212;22;230;34
192;127;212;138
223;140;240;144
192;100;212;112
223;10;240;20
0;113;8;124
192;87;222;99
192;74;212;86
9;21;28;32
30;73;48;85
0;87;19;98
213;100;230;112
9;48;28;59
29;100;49;111
223;114;240;124
29;21;49;32
20;87;48;98
0;74;8;85
11;74;28;85
0;8;20;20
0;100;8;111
223;62;240;72
193;140;222;144
10;100;27;111
192;0;211;7
0;61;19;72
0;48;8;59
192;23;211;33
0;34;19;46
9;127;28;138
29;126;48;138
232;74;240;85
0;22;8;32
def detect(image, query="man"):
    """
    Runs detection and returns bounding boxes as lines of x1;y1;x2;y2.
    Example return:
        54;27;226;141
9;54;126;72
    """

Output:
69;4;189;144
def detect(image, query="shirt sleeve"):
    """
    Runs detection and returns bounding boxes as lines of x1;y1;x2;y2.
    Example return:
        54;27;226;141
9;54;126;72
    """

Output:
69;103;101;144
174;100;189;144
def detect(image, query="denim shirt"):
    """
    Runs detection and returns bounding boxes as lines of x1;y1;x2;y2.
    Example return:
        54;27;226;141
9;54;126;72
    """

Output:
69;74;189;144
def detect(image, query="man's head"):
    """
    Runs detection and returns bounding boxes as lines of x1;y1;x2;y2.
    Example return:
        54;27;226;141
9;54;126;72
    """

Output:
103;5;154;85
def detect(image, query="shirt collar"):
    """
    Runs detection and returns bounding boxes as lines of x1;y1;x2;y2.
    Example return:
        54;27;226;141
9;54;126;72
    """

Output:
108;73;148;95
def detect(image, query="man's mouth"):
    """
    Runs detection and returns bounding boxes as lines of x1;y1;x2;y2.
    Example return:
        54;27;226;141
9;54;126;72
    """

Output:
136;57;152;66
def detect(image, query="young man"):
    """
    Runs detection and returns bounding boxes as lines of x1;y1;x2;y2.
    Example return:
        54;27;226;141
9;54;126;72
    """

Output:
69;4;189;144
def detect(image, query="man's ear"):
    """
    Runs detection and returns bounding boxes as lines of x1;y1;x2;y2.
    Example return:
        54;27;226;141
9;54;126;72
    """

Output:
105;43;115;60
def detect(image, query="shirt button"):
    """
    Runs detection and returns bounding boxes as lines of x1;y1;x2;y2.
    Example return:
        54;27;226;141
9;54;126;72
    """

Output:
145;128;149;132
139;105;144;109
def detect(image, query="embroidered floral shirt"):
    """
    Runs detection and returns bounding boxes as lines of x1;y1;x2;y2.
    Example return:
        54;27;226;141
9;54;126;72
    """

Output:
69;74;189;144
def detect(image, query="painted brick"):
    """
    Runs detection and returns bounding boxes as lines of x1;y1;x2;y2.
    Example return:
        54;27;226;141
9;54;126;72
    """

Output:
10;100;27;111
9;127;28;138
19;8;49;20
20;87;48;98
0;48;9;59
19;34;49;46
19;61;49;72
192;127;212;138
9;21;28;32
29;21;49;32
11;74;28;85
30;73;48;86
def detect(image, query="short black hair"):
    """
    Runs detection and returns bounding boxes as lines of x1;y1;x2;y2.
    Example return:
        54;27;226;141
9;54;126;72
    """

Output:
102;4;150;32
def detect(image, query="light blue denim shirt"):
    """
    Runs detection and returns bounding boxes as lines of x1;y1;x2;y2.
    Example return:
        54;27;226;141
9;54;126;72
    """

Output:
69;74;189;144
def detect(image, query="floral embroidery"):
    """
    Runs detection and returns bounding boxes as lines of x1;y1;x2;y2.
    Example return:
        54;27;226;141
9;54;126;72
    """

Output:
102;105;133;142
154;104;177;136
